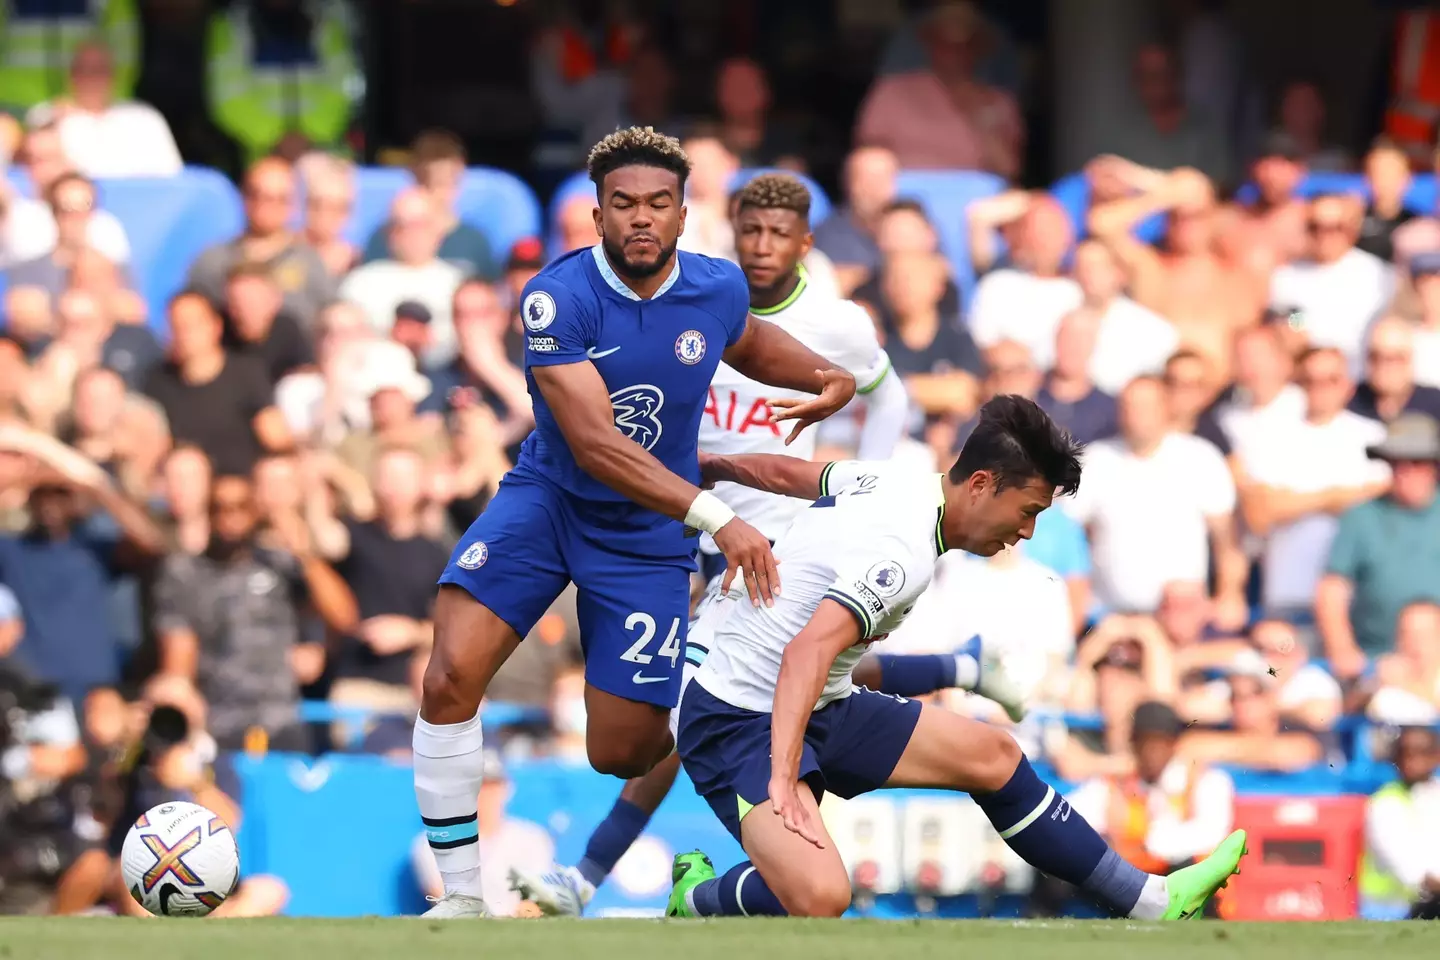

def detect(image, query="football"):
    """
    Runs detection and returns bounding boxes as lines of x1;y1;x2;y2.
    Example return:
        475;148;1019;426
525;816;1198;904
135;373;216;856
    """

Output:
121;801;240;917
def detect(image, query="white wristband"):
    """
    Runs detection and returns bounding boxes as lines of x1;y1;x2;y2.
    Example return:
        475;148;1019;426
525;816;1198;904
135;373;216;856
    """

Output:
685;491;736;535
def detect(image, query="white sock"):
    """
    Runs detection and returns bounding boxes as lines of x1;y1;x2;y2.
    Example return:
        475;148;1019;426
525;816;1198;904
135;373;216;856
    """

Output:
413;709;486;899
953;653;980;690
1129;874;1170;920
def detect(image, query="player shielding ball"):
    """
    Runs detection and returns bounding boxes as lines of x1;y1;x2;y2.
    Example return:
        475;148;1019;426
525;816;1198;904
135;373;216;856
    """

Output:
667;396;1248;919
510;174;1016;917
415;128;857;918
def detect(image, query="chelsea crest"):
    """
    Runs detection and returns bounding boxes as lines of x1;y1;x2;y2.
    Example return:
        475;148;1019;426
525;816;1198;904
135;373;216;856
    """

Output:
675;329;706;365
456;541;488;570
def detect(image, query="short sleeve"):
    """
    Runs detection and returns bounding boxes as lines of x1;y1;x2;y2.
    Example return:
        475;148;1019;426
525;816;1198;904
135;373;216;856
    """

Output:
721;260;750;348
1192;439;1237;517
1325;506;1367;580
520;275;598;367
817;459;900;496
823;301;890;393
825;540;927;641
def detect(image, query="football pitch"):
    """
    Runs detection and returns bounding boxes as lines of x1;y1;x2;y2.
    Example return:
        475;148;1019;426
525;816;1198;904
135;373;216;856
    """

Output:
7;918;1440;960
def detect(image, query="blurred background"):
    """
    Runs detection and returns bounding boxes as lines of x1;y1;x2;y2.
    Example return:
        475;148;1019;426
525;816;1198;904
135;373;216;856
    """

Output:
2;0;1440;924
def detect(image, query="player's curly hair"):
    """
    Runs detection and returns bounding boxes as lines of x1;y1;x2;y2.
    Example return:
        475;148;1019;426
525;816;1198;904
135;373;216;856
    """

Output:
734;173;812;222
587;126;691;194
950;395;1083;497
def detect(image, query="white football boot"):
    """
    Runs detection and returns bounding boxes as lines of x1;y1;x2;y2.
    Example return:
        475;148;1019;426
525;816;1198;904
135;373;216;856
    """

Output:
956;634;1027;722
508;864;594;917
421;892;491;918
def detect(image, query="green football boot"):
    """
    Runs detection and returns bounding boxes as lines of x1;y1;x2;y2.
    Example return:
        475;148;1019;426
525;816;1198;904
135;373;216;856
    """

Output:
665;850;717;918
1161;829;1248;920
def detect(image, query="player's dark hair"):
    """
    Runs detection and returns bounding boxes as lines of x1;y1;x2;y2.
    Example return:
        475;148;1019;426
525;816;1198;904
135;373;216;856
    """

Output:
949;395;1082;497
587;126;691;197
734;173;812;223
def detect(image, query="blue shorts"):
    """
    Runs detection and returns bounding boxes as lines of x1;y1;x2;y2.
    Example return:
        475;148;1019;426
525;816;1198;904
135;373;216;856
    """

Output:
439;471;694;708
676;681;922;840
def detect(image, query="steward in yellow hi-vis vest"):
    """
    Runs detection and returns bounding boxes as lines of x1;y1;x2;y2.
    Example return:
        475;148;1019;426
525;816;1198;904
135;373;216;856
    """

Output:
205;0;359;164
0;0;138;113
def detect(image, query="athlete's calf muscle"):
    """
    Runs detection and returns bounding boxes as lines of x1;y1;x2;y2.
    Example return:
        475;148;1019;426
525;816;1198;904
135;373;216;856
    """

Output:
420;585;523;725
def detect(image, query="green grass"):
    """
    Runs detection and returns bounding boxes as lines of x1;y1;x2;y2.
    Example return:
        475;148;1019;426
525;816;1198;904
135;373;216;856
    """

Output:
4;918;1440;960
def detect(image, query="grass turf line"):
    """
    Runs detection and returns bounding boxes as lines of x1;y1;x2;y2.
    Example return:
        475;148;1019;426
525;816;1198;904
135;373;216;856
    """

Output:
4;919;1440;960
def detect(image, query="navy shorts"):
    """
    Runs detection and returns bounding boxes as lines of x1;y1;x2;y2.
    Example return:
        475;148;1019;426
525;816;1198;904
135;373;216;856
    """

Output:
439;472;694;708
676;681;922;840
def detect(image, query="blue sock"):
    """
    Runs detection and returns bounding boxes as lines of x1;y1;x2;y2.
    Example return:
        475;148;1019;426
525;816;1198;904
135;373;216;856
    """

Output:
972;756;1148;916
576;798;652;887
873;654;957;697
689;861;788;916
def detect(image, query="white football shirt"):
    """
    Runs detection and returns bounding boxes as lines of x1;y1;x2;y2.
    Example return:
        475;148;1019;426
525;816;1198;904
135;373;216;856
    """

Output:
700;265;893;543
694;460;945;713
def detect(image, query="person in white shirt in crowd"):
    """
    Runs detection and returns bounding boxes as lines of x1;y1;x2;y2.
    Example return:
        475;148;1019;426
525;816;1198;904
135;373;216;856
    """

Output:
1359;726;1440;920
0;123;129;268
413;748;554;918
339;187;464;369
1206;325;1306;457
1068;239;1177;396
296;152;360;277
1367;602;1440;726
1402;253;1440;389
1068;702;1234;886
1066;375;1247;628
1178;619;1342;731
1235;346;1390;625
967;194;1081;370
24;39;182;180
1270;194;1395;371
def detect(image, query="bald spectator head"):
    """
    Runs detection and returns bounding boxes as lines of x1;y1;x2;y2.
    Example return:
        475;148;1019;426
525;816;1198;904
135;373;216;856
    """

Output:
559;194;597;253
56;287;109;350
243;157;296;237
1365;315;1417;400
844;147;898;222
1014;194;1073;276
1119;375;1171;450
876;201;938;257
4;286;53;345
983;338;1041;399
68;39;116;112
1233;324;1292;396
681;134;739;206
387;187;444;266
1053;309;1099;381
1073;239;1124;305
72;365;125;440
1306;194;1359;265
299;153;355;245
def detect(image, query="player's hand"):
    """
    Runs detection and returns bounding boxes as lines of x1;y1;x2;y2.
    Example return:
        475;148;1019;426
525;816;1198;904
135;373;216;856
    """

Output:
769;369;857;446
769;775;825;849
712;516;780;607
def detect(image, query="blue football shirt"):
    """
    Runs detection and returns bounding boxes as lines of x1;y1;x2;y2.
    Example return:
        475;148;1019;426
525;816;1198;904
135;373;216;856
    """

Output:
514;245;750;503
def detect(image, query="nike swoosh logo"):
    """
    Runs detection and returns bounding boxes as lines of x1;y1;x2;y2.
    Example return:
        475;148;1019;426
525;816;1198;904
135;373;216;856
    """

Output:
632;672;667;684
587;345;621;360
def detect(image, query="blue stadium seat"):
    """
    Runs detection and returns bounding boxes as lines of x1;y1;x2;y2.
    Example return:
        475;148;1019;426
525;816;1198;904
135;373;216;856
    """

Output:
97;169;245;334
893;170;1005;305
1231;172;1437;213
545;168;833;262
335;167;542;265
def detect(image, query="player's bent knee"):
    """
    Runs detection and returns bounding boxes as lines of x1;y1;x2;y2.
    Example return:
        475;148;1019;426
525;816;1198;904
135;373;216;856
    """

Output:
780;877;851;918
587;738;663;779
967;724;1023;792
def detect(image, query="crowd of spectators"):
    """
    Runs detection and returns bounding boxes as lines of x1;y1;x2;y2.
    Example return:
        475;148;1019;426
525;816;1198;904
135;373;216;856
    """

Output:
1;0;1439;920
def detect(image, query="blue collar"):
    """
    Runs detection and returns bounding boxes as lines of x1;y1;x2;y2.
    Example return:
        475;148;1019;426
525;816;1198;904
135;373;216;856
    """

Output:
590;244;681;301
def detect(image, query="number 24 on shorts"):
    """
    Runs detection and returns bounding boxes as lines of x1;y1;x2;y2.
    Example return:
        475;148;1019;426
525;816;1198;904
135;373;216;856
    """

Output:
621;612;682;667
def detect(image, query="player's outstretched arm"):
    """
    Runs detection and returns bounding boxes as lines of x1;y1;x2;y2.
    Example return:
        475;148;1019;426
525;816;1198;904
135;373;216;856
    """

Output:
769;600;862;847
532;362;781;604
699;451;828;500
723;316;856;445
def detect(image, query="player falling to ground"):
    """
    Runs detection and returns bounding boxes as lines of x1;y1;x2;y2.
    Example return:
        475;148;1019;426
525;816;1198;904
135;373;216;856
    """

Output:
416;127;859;919
511;174;1019;916
667;396;1248;920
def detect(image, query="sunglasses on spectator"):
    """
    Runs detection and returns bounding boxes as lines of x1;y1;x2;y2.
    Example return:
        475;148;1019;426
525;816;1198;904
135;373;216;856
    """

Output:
1300;373;1345;388
1368;349;1410;364
209;498;252;517
307;196;351;213
1307;220;1347;234
246;189;292;205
